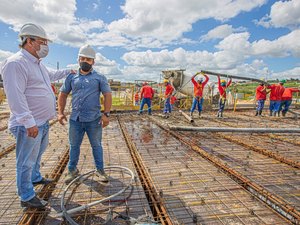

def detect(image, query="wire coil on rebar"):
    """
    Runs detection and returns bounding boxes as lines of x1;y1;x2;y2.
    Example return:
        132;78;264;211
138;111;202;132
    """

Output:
60;166;135;225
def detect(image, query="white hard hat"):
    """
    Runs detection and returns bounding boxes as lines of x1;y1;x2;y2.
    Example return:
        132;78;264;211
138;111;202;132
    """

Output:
78;44;96;59
19;23;52;41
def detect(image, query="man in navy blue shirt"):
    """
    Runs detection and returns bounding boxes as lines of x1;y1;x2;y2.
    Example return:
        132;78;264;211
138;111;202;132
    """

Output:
58;45;112;184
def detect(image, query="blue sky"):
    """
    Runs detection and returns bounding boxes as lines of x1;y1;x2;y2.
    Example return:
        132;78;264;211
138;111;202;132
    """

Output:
0;0;299;82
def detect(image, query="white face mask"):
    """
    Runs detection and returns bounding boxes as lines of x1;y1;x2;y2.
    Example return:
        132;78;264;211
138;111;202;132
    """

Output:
36;44;49;58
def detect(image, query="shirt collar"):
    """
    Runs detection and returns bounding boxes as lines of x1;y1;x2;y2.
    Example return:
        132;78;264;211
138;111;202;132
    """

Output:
79;68;94;76
21;49;40;64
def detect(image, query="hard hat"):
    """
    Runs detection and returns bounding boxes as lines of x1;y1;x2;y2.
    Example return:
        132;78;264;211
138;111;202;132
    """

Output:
279;79;286;84
78;44;96;59
19;23;51;41
163;79;169;83
220;79;226;83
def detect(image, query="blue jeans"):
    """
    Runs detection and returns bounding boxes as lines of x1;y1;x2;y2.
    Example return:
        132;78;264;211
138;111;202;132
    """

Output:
269;100;281;112
190;97;204;113
280;100;292;113
139;98;152;113
10;122;49;201
163;98;172;113
256;100;265;111
68;117;103;171
218;98;226;112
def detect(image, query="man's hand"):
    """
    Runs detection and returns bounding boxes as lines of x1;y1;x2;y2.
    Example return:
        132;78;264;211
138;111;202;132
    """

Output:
27;126;39;138
70;69;76;74
100;115;109;128
58;114;68;125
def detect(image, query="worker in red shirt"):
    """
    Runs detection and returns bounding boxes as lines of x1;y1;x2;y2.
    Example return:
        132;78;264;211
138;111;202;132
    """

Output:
280;87;300;116
190;73;209;118
255;82;268;116
163;79;174;118
217;76;232;118
267;80;285;116
170;95;177;111
134;90;139;106
138;82;154;115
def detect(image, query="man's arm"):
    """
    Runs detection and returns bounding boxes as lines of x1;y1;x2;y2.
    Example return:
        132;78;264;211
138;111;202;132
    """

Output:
202;74;209;86
57;92;68;125
47;67;76;82
101;92;112;128
226;78;232;87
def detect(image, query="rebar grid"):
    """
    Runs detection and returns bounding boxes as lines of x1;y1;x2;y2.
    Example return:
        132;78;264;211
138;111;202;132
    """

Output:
42;119;153;225
119;116;173;225
0;121;69;224
154;111;299;223
195;116;300;168
208;111;300;147
123;115;290;224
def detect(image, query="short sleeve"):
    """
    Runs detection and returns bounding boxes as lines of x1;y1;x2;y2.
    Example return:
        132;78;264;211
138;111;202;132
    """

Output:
60;74;73;94
99;75;112;94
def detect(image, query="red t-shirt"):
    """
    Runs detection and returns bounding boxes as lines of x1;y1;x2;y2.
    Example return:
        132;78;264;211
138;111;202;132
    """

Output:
165;84;174;98
191;75;209;97
282;88;300;100
170;96;177;104
268;84;285;101
140;85;154;99
256;85;267;100
217;77;232;99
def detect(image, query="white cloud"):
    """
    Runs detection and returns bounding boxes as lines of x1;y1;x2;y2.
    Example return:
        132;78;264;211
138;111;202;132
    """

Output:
108;0;267;42
0;0;106;48
200;24;234;42
200;24;247;42
252;29;300;57
256;0;300;29
0;49;14;62
272;67;300;79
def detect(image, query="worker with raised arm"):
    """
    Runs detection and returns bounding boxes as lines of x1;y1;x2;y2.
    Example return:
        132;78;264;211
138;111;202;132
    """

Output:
58;44;112;184
190;72;209;118
138;82;154;115
255;82;268;116
217;75;232;118
163;79;174;118
267;80;285;116
280;87;300;116
134;90;140;106
1;23;75;209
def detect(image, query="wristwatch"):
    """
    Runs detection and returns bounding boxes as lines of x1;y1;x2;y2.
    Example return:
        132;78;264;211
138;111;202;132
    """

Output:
103;112;110;117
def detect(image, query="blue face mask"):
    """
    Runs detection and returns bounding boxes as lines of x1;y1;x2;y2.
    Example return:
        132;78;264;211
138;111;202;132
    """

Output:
221;82;226;87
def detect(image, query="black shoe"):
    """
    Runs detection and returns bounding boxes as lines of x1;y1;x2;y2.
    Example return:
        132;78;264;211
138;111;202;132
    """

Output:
148;112;152;115
21;196;48;209
33;177;54;186
255;111;258;116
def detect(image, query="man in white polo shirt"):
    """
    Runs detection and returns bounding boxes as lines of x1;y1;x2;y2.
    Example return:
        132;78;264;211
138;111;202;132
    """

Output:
1;23;75;209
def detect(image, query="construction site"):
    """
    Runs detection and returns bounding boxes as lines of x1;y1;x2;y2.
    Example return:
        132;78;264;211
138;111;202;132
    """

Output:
0;70;300;225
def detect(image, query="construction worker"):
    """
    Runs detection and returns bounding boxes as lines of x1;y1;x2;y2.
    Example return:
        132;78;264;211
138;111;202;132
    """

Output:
1;23;75;209
267;80;285;116
190;73;209;118
280;87;300;116
170;95;177;111
58;44;112;184
134;90;139;106
163;79;174;118
217;76;232;117
255;82;268;116
138;82;154;115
